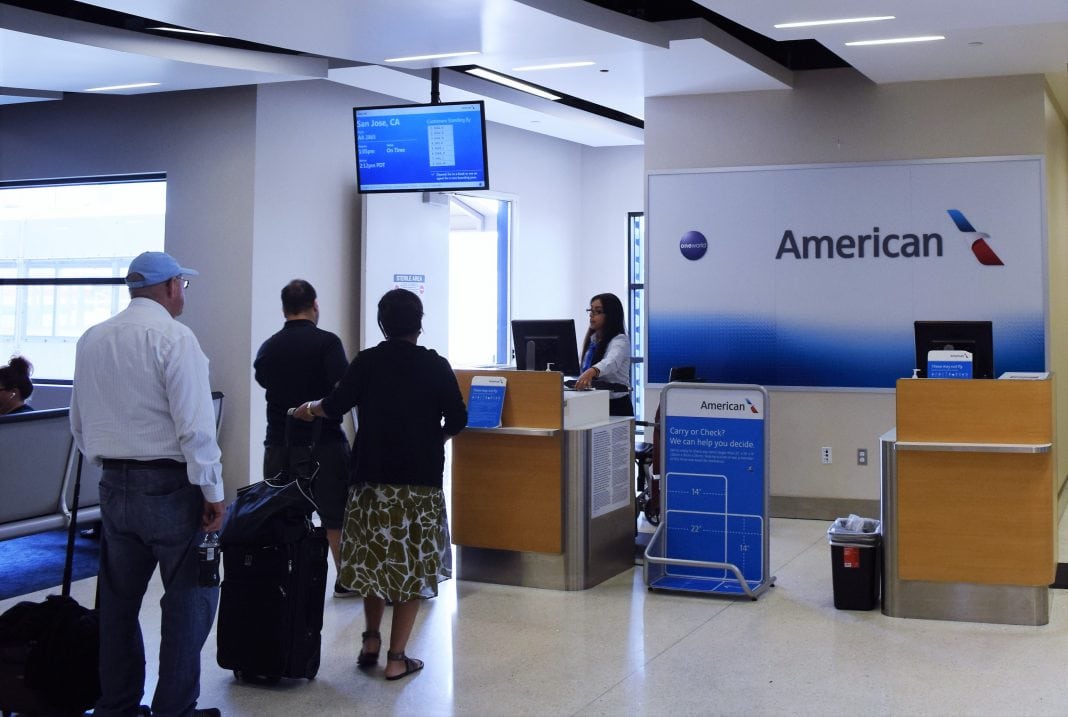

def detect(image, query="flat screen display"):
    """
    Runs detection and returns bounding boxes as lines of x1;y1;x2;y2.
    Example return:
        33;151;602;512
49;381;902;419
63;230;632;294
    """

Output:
913;320;994;379
511;319;581;376
353;101;490;194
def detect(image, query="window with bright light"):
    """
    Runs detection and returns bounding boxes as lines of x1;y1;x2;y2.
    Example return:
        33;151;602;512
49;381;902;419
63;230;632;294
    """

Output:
0;176;166;379
448;195;511;367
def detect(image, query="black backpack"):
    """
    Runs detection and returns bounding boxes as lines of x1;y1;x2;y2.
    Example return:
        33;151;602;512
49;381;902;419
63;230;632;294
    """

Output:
0;454;101;717
0;594;100;715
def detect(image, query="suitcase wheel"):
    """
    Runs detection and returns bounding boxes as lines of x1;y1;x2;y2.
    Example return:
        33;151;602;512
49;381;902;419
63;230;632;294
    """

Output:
233;670;281;685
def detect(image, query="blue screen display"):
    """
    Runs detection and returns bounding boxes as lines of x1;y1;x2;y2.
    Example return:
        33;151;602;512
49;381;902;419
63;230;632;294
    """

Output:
354;101;489;193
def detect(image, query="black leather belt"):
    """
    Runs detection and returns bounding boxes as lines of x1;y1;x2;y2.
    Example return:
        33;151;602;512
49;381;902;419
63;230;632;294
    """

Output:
101;458;186;470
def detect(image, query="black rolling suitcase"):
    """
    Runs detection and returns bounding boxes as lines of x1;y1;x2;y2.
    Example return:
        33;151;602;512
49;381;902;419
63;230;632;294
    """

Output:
0;454;101;717
216;524;328;683
216;417;328;683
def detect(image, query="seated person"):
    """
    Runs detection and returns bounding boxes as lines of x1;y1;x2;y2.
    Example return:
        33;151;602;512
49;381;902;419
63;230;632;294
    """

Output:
573;293;633;416
0;355;34;415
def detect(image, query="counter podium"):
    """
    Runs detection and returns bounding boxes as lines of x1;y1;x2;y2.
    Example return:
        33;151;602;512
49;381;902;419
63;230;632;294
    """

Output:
451;369;635;590
881;376;1056;625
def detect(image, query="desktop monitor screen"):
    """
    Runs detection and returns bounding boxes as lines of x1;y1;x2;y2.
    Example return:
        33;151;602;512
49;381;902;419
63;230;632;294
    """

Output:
914;320;994;379
511;319;581;376
353;100;490;194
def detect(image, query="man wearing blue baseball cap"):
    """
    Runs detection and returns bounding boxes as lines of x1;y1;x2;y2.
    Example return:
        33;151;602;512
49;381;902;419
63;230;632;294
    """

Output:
71;251;224;717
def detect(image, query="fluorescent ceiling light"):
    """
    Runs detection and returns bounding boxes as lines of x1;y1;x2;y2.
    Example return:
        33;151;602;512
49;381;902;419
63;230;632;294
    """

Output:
84;82;160;92
846;35;945;46
464;67;560;100
513;61;595;71
148;26;222;37
385;51;480;63
775;16;894;29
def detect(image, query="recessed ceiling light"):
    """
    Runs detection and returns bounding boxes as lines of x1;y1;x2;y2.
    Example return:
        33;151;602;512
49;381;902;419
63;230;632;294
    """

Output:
148;26;222;37
846;36;945;46
512;61;595;71
385;51;480;63
84;82;161;92
464;68;560;100
775;16;894;29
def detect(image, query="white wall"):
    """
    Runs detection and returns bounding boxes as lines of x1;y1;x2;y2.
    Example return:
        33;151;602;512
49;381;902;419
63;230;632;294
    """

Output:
361;194;450;354
644;70;1062;513
246;79;388;472
360;123;644;367
579;144;644;306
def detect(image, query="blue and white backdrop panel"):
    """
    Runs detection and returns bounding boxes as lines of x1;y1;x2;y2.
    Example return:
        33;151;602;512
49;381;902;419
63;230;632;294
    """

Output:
647;157;1046;388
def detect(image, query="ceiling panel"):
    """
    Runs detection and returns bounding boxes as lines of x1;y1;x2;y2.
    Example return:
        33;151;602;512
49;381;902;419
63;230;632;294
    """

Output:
0;28;314;94
2;1;1065;146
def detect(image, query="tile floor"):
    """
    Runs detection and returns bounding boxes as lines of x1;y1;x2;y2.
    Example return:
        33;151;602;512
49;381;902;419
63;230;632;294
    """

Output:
5;517;1067;716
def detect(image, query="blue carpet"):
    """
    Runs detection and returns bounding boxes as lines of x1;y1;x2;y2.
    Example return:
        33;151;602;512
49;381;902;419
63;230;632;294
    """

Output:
0;529;99;600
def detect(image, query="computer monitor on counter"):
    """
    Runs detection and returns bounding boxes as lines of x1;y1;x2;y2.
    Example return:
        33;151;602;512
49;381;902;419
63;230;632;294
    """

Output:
511;319;581;376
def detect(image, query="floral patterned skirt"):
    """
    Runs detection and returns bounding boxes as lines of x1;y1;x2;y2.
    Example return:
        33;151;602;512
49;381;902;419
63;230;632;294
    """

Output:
337;482;452;601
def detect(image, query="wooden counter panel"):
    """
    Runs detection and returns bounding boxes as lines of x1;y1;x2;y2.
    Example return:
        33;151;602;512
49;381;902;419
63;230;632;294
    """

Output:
897;451;1054;585
896;378;1052;444
455;369;562;430
451;432;563;554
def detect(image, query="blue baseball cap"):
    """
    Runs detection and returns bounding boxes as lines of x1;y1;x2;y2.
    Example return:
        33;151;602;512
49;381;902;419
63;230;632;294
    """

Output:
125;251;199;288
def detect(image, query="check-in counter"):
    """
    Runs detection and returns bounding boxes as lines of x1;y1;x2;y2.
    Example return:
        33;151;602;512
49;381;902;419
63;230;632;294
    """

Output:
881;376;1056;625
451;369;634;590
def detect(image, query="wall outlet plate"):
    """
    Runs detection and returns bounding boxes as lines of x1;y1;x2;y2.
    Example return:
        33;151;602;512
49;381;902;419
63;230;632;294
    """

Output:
857;448;868;466
821;446;832;464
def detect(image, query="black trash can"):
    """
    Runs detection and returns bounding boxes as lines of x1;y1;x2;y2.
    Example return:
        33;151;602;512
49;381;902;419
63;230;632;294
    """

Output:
827;516;881;610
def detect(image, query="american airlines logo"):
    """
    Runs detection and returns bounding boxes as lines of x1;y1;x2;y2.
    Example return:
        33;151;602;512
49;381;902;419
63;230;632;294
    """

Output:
699;400;758;415
773;209;1003;265
946;209;1003;266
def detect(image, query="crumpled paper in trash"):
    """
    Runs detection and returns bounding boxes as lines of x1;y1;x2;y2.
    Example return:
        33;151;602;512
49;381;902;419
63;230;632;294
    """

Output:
842;514;877;532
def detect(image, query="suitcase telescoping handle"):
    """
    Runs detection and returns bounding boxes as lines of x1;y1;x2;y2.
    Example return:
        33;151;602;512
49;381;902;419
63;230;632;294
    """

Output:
62;452;84;597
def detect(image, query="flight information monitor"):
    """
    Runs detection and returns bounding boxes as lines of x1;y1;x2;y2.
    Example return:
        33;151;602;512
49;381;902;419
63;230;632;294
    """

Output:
354;101;490;193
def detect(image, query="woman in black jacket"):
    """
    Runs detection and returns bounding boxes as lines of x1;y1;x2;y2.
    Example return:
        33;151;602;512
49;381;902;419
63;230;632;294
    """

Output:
294;288;467;681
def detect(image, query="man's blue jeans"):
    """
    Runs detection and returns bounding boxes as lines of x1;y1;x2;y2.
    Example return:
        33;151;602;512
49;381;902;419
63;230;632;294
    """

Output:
94;464;218;717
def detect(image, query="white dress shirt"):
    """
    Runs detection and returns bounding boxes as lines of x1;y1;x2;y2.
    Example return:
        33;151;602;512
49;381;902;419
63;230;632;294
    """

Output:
591;333;631;399
70;297;224;503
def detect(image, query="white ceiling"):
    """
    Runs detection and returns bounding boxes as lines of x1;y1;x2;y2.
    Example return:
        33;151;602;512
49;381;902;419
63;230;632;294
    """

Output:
1;0;1065;145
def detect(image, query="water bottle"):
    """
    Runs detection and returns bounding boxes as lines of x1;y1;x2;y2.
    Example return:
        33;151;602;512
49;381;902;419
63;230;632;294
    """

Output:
197;531;221;587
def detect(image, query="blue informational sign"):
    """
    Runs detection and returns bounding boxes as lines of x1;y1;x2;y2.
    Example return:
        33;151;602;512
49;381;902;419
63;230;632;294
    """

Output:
354;101;489;193
645;384;774;598
926;350;973;378
466;376;506;428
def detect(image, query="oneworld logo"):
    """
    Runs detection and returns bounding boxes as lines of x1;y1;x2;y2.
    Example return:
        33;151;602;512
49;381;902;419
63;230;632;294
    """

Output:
773;210;1004;265
679;230;707;260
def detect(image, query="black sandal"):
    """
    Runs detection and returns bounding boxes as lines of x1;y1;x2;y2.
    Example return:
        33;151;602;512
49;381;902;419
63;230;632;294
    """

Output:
385;650;424;681
357;630;380;668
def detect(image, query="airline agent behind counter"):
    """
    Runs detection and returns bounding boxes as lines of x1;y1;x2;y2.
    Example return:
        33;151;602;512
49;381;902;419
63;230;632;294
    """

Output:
573;292;633;417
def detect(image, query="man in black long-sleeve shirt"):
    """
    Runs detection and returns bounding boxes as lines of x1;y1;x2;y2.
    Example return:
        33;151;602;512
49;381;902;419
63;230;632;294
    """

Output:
254;279;353;596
